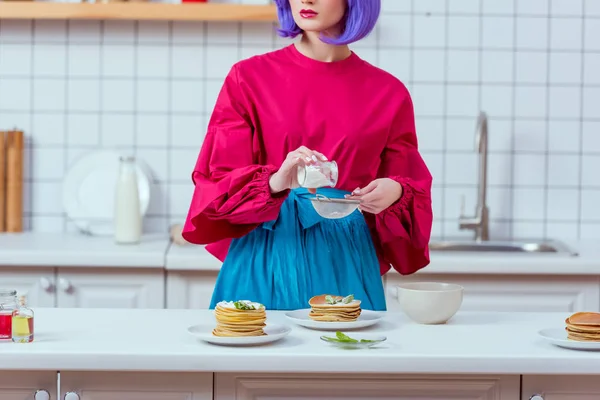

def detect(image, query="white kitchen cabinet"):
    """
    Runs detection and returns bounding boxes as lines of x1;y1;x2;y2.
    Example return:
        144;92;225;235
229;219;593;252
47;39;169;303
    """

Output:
166;271;218;309
56;268;165;309
215;373;519;400
60;372;212;400
0;268;56;307
0;372;57;400
522;375;600;399
386;273;600;313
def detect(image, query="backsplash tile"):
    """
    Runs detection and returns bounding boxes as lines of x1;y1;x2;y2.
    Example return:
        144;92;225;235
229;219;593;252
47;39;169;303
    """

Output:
0;0;598;240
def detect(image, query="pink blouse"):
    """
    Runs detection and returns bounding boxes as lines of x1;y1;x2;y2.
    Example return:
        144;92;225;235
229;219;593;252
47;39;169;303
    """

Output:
182;44;433;276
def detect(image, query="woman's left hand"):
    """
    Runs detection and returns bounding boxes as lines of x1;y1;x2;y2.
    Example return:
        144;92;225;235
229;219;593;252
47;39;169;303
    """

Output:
346;178;403;214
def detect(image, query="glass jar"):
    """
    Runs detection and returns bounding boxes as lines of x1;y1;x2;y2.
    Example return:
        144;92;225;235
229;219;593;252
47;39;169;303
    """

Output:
0;289;18;339
12;295;34;343
297;160;339;189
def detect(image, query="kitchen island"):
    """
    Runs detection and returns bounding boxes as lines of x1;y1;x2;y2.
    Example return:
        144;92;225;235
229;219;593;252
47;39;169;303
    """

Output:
0;308;599;399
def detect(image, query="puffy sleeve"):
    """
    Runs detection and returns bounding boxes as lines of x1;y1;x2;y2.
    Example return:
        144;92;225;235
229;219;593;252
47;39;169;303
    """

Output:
181;64;288;246
365;91;433;276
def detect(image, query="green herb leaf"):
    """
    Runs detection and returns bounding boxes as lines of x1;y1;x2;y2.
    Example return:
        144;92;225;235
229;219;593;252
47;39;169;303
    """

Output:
335;331;358;343
325;295;335;304
335;331;347;340
342;294;354;304
233;301;256;310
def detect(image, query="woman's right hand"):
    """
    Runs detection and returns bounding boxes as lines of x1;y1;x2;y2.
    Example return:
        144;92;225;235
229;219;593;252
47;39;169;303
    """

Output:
269;146;327;194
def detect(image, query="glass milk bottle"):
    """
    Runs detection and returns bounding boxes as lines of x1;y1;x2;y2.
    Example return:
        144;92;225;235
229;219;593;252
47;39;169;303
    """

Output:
114;156;142;244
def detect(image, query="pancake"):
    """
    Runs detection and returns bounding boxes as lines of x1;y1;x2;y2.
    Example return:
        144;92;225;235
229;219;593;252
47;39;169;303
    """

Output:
566;330;600;342
309;294;362;308
566;312;600;326
212;300;267;337
212;327;265;337
309;311;362;322
565;311;600;342
308;294;362;322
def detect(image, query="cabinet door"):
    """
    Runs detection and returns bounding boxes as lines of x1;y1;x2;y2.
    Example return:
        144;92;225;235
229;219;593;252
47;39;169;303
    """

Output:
0;268;56;307
60;372;212;400
215;373;519;400
522;375;600;400
166;271;218;309
0;371;57;400
56;268;164;309
386;273;600;313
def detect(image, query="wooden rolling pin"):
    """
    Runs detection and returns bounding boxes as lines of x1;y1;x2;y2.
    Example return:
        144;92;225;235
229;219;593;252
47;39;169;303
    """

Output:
5;130;23;233
0;131;5;232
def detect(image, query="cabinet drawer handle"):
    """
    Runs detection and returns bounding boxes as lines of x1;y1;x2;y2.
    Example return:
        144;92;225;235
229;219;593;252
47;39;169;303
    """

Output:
64;392;80;400
34;389;51;400
530;395;544;400
40;277;54;293
58;278;73;293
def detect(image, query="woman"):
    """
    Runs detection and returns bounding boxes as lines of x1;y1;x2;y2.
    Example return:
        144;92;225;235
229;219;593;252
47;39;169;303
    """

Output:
182;0;433;311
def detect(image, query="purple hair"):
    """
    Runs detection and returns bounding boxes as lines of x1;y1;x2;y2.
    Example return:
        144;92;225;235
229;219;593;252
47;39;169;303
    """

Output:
274;0;381;45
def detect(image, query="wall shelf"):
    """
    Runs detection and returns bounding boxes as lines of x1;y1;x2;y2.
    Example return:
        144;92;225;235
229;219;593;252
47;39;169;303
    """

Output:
0;2;278;21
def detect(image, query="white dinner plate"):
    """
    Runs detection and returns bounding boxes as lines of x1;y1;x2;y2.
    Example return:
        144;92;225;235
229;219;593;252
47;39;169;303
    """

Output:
188;324;292;346
538;328;600;350
62;150;152;236
284;309;383;330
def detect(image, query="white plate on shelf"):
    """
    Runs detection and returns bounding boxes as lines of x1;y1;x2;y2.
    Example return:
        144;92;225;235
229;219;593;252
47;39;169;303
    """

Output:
285;309;383;330
187;324;292;346
538;328;600;350
62;150;152;236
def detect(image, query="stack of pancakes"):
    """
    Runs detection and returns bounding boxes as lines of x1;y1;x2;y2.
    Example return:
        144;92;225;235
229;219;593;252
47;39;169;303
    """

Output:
212;301;267;337
308;294;362;322
565;312;600;342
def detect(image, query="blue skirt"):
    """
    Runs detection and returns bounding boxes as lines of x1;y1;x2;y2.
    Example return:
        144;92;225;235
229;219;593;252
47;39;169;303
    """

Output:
209;188;387;311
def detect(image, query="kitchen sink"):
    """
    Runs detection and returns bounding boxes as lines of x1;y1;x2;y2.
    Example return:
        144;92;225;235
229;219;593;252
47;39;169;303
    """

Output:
429;239;578;256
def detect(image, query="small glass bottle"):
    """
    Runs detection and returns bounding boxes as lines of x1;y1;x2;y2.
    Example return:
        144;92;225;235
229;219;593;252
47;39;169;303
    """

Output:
114;155;142;244
12;295;34;343
0;289;18;340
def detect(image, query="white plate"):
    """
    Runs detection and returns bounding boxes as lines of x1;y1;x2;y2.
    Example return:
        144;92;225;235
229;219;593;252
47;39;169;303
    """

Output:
188;324;292;346
284;309;383;330
538;328;600;350
320;333;387;349
62;150;152;236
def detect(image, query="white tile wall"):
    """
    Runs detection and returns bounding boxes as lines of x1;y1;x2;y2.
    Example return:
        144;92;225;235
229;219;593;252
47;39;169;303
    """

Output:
0;0;599;241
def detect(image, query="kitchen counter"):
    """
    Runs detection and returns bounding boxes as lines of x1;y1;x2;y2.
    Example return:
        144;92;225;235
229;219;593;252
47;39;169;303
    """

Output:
0;232;169;268
165;242;220;270
166;239;600;275
1;308;598;375
2;231;600;275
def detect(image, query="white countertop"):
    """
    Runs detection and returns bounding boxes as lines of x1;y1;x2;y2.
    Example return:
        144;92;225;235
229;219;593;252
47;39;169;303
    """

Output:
0;232;170;268
165;242;220;270
0;308;598;375
166;239;600;275
2;232;600;275
413;242;599;275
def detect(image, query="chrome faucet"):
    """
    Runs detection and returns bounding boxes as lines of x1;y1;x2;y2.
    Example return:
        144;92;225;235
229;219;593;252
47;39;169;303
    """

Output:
458;111;490;242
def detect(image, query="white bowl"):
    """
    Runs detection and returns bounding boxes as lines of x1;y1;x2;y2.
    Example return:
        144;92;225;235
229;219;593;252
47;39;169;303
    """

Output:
391;282;464;324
